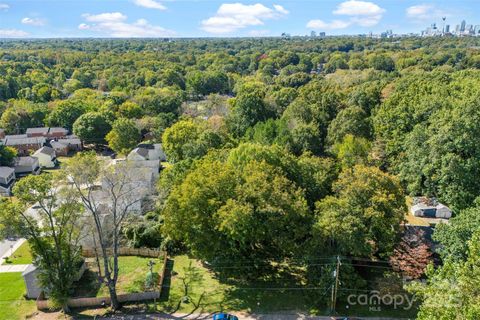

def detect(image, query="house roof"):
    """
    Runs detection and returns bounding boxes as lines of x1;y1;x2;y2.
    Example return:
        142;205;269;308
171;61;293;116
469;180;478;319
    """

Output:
62;138;81;145
51;141;69;149
4;136;45;146
138;143;155;150
22;264;38;276
34;146;55;156
26;127;49;135
0;166;15;178
49;127;68;134
15;156;39;167
131;147;149;158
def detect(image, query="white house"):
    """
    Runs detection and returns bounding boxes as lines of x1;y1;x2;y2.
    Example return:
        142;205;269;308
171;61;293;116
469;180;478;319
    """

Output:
410;197;452;219
0;166;15;196
32;146;57;168
14;156;41;176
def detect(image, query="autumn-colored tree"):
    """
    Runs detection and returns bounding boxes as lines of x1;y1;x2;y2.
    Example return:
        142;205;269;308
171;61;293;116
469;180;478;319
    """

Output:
390;227;433;279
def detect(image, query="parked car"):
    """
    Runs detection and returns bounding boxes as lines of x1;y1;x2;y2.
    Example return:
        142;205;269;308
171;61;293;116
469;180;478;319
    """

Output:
213;313;239;320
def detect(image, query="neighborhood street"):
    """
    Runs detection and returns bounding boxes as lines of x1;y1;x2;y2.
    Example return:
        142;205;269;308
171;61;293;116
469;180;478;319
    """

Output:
30;312;411;320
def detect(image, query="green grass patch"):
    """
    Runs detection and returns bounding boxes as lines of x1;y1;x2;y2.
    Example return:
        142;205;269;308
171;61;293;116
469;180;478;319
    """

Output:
157;255;324;314
154;255;418;318
74;256;162;298
7;241;33;265
0;273;36;320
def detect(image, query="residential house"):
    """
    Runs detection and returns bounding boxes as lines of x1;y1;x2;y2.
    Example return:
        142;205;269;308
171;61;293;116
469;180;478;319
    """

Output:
32;146;57;168
50;136;82;156
26;127;68;139
3;135;46;156
127;144;163;183
48;127;68;139
14;156;41;176
50;141;69;156
410;197;452;219
0;166;15;196
26;127;49;138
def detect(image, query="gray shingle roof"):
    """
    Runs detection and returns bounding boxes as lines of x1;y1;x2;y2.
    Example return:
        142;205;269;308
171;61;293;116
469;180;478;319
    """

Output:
133;147;149;158
0;166;14;178
49;127;68;134
4;136;46;146
26;127;49;135
15;156;39;166
34;146;55;156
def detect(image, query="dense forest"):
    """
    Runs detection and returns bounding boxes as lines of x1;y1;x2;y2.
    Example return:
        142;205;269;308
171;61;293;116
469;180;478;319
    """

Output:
2;37;480;318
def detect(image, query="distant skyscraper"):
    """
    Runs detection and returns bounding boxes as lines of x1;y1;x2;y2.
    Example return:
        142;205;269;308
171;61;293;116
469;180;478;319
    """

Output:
310;31;317;38
445;25;450;33
461;20;466;32
475;25;480;35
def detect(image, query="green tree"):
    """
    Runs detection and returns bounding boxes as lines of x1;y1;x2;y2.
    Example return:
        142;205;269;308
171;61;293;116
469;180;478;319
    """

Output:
2;175;83;313
106;118;141;155
433;199;480;261
332;134;371;169
162;119;227;163
0;145;17;166
313;165;405;258
227;81;274;137
369;54;395;72
162;158;310;276
73;112;112;144
46;100;87;131
410;230;480;319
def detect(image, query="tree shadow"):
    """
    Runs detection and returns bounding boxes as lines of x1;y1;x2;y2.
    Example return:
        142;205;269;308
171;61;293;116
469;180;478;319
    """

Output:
160;258;175;302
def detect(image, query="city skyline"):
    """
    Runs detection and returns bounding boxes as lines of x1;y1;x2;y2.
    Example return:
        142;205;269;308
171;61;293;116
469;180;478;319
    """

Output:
1;0;480;38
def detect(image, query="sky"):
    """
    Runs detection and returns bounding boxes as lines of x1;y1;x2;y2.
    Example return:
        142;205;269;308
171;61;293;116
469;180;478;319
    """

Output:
0;0;479;38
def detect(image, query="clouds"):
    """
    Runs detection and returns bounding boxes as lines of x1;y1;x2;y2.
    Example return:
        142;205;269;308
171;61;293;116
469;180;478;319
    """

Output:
78;12;174;37
21;17;47;26
201;3;289;34
0;29;29;38
406;4;447;22
0;3;9;11
307;0;385;30
133;0;166;10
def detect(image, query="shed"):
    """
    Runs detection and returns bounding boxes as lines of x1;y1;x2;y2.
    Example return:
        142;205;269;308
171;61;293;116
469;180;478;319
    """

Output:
22;265;42;299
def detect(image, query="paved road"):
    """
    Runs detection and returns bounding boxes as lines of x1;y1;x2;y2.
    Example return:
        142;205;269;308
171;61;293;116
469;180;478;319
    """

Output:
0;239;17;258
95;312;409;320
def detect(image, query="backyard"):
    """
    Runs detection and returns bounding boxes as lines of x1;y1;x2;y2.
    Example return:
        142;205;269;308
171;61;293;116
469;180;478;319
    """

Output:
74;255;163;298
0;273;36;320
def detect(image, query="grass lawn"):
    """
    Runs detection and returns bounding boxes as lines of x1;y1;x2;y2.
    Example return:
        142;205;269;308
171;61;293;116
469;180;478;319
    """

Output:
0;273;36;320
157;255;324;315
154;255;418;318
74;256;163;298
7;241;33;265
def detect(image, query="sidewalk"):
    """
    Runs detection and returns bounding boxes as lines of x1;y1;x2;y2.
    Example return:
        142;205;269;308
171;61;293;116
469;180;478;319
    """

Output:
0;238;26;265
0;264;30;273
0;238;30;273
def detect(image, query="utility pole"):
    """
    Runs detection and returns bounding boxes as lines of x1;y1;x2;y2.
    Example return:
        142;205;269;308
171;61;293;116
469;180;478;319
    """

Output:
331;256;341;314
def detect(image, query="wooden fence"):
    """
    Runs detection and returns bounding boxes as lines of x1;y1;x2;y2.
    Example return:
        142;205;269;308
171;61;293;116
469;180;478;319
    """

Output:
82;247;163;258
37;291;161;310
36;249;168;310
